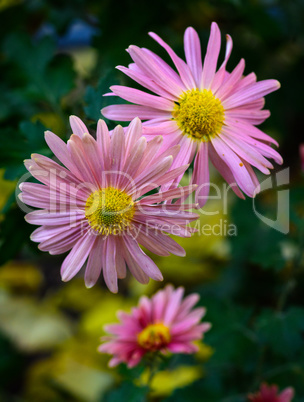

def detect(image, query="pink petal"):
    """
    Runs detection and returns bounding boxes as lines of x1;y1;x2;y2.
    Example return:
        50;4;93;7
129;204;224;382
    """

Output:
215;58;245;100
61;233;95;282
161;135;196;191
279;387;294;402
224;79;281;109
122;137;147;189
123;235;163;281
137;136;163;172
128;45;184;97
135;224;186;256
44;131;83;181
225;108;271;125
220;131;273;174
225;116;279;147
116;65;176;101
211;136;258;197
167;342;198;353
208;143;245;199
102;104;171;121
211;34;233;93
149;31;196;90
109;125;126;187
82;133;105;185
85;236;105;288
115;249;127;279
142;119;178;136
110;85;174;111
163;287;184;325
67;135;98;186
135;230;170;257
192;142;210;207
69;115;89;138
38;226;81;252
125;117;143;157
201;22;221;89
184;27;203;87
25;209;85;226
120;237;150;284
138;184;197;204
103;236;118;293
129;155;173;196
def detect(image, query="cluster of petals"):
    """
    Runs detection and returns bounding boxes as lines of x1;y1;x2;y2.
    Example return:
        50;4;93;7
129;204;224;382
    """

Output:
19;117;198;292
102;22;283;207
99;284;211;367
248;383;294;402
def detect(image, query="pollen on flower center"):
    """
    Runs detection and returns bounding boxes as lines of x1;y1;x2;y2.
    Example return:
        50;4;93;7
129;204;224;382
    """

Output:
172;88;225;142
137;323;171;351
85;187;135;235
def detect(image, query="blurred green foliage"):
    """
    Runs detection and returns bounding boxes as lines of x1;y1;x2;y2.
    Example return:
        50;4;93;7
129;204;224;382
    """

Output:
0;0;304;401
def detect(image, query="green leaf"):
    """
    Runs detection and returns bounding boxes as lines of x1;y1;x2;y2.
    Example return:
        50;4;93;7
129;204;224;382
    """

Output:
102;381;148;402
0;120;51;180
0;205;33;265
44;55;76;104
256;307;304;358
3;33;56;79
84;70;121;123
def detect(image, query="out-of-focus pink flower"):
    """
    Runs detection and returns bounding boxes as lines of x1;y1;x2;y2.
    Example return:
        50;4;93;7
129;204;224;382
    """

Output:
300;143;304;172
19;117;198;292
248;383;294;402
99;285;211;367
102;23;283;207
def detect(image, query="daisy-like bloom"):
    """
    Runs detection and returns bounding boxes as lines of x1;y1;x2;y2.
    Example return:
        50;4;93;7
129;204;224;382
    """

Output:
99;285;211;367
248;383;294;402
102;22;283;207
19;117;198;292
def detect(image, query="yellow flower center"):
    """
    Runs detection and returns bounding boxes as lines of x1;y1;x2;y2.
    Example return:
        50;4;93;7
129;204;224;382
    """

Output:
172;88;225;142
85;187;135;235
137;323;171;351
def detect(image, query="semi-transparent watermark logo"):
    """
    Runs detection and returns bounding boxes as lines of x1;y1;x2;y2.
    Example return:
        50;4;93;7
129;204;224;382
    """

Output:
252;167;289;234
16;167;290;238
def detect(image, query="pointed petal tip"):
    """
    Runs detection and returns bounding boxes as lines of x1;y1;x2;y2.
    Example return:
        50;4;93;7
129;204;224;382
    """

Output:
61;270;73;282
44;130;53;137
211;21;220;30
148;31;157;38
69;115;78;124
185;26;195;33
180;249;186;257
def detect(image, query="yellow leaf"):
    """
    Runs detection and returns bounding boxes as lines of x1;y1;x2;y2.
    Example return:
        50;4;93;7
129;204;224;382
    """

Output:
0;290;72;352
139;365;203;397
0;261;43;292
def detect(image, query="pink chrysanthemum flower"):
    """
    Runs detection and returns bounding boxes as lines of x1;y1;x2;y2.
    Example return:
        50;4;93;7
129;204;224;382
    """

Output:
19;117;198;292
99;285;211;367
248;383;294;402
102;22;283;207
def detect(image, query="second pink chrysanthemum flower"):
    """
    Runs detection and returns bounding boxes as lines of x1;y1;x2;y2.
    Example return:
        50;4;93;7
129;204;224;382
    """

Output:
102;22;283;207
19;117;198;292
99;285;211;368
